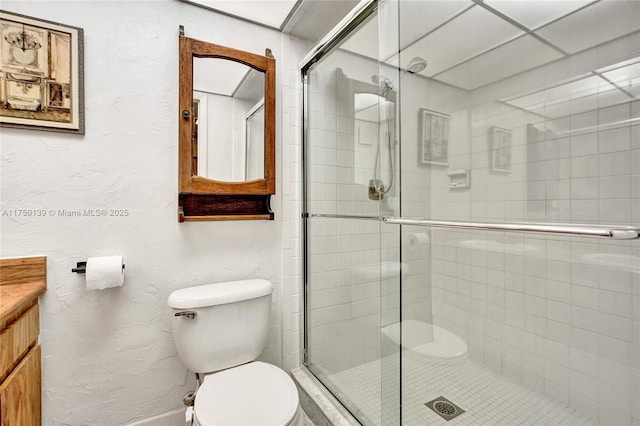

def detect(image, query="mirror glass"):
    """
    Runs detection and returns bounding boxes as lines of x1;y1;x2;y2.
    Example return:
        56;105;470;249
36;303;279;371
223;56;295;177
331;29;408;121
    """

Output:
192;57;265;182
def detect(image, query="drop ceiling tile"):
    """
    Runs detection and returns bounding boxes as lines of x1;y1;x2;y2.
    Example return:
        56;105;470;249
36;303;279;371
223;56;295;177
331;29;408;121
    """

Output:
184;0;298;29
436;35;563;91
600;59;640;96
398;0;473;49
484;0;593;30
505;74;629;119
597;56;640;74
568;86;631;118
401;5;524;77
378;0;402;59
536;0;640;54
545;75;617;106
629;86;640;98
284;0;360;42
340;15;380;60
509;74;602;111
341;1;474;63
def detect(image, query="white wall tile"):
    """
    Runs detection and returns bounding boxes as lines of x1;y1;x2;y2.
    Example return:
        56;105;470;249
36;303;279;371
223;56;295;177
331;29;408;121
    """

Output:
300;11;639;423
573;285;600;310
572;306;600;333
600;175;632;199
570;369;599;400
599;313;633;342
571;132;599;156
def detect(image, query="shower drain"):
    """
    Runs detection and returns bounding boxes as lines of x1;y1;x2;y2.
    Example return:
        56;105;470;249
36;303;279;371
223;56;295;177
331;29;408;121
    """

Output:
425;396;465;421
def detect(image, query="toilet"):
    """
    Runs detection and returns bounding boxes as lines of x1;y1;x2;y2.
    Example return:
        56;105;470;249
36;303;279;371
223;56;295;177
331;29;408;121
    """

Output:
168;279;301;426
381;319;468;364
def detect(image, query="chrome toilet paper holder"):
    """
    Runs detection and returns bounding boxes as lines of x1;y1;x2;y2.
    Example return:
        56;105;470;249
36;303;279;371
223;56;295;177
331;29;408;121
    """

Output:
72;261;125;273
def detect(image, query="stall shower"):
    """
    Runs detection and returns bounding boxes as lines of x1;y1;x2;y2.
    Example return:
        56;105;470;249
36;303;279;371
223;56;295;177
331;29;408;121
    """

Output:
302;0;640;424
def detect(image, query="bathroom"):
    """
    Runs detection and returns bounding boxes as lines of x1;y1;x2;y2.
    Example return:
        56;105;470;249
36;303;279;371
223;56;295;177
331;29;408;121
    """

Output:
0;0;638;425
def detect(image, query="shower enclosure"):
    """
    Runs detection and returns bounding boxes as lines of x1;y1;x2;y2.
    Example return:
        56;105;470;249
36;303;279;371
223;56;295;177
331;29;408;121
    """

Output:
301;0;639;424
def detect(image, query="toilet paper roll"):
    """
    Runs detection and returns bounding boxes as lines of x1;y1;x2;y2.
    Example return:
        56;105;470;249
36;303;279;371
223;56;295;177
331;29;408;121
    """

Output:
407;232;430;248
86;256;124;290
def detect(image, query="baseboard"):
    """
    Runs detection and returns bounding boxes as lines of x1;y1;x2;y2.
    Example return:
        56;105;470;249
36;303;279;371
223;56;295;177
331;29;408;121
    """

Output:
125;407;185;426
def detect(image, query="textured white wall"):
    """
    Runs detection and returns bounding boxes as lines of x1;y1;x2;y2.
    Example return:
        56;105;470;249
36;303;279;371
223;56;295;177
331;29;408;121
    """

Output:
0;1;294;424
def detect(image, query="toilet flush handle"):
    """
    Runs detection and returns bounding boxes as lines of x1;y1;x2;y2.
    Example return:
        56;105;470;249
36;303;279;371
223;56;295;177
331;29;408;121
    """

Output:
174;311;197;319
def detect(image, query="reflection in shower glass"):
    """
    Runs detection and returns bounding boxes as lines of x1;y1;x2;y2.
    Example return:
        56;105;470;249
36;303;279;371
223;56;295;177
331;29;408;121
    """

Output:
302;5;402;424
303;1;639;425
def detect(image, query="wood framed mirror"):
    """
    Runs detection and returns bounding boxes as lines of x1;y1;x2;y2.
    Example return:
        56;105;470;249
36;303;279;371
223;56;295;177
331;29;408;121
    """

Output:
178;29;275;221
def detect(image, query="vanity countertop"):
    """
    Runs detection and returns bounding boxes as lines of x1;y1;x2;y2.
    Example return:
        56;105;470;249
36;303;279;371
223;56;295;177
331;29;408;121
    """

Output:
0;256;47;330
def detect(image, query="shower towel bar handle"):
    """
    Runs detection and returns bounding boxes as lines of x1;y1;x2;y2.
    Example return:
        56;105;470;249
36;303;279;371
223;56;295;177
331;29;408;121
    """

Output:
305;213;639;239
381;217;640;240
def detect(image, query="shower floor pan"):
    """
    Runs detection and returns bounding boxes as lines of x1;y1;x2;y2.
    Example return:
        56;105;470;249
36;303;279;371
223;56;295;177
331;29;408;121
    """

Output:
327;349;595;425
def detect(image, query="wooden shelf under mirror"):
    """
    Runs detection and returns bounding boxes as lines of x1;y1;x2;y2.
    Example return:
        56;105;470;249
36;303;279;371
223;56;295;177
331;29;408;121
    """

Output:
178;28;276;221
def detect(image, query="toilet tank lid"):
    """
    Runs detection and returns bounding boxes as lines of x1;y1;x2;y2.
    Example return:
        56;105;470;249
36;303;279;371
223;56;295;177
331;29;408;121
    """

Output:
167;279;272;309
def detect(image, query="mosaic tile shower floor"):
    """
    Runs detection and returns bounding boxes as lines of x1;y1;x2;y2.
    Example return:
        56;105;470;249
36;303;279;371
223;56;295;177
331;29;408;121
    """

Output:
327;353;595;425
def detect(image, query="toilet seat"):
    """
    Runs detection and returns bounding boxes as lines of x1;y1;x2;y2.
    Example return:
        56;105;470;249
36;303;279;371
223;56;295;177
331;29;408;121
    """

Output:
194;361;299;426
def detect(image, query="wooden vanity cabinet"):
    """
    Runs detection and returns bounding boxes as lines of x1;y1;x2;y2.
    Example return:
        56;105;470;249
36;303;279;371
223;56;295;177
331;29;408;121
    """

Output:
0;257;46;425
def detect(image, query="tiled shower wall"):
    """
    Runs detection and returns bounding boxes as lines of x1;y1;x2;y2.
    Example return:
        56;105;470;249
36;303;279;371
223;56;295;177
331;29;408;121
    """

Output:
304;46;480;375
424;47;640;424
305;48;402;374
281;34;310;374
300;7;639;425
431;230;639;424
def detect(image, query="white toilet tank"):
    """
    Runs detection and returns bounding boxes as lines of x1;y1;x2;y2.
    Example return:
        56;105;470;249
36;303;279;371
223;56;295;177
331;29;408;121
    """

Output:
167;279;272;374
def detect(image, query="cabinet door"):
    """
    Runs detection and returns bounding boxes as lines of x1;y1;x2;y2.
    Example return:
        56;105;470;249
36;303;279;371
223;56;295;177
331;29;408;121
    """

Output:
0;304;39;382
0;344;41;426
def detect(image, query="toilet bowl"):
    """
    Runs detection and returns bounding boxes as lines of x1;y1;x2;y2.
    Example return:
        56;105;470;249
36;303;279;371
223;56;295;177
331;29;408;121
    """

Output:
168;279;300;426
193;362;300;426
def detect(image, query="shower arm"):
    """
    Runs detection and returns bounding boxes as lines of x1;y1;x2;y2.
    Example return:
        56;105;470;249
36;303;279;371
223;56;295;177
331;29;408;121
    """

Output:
305;213;640;240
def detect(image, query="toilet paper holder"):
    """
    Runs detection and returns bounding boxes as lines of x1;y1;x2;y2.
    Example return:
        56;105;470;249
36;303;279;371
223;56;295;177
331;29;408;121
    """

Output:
72;261;125;273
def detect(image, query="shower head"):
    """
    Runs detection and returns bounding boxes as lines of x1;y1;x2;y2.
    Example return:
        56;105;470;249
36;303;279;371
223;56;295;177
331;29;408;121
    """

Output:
405;56;427;74
370;56;428;88
371;74;394;93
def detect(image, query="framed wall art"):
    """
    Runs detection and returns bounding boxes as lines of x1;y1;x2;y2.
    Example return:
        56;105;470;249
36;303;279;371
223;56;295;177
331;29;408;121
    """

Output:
0;11;84;133
419;108;449;166
489;126;512;173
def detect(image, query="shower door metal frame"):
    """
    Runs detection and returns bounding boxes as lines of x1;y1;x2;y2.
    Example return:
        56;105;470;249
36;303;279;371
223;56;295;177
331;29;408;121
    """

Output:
300;0;378;368
300;1;405;424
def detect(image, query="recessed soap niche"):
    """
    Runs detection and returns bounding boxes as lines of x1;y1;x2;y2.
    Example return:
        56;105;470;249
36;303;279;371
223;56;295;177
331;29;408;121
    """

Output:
447;169;470;190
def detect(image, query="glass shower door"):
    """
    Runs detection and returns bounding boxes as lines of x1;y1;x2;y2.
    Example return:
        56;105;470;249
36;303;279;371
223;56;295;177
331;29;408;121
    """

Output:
394;0;640;424
302;1;402;424
302;0;639;424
